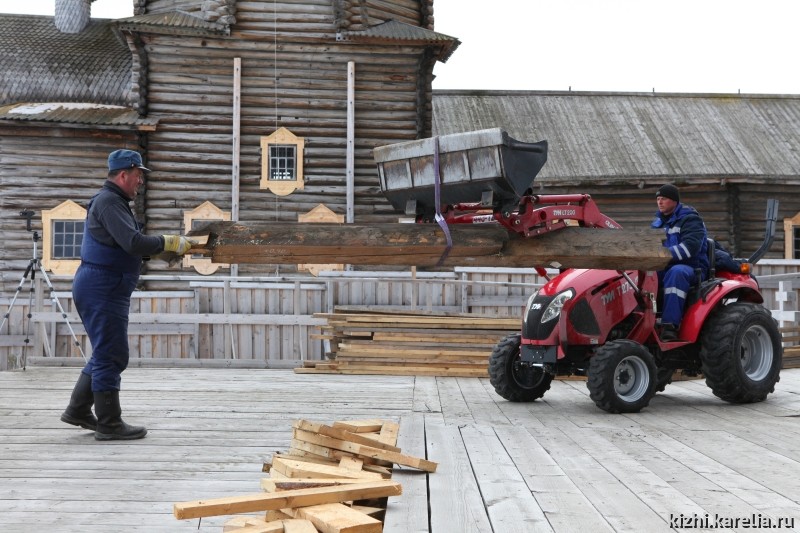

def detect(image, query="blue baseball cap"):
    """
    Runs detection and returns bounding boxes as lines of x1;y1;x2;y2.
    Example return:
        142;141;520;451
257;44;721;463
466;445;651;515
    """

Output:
108;149;151;172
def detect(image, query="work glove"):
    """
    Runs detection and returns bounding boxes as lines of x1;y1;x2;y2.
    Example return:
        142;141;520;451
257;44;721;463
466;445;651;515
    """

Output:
162;235;193;256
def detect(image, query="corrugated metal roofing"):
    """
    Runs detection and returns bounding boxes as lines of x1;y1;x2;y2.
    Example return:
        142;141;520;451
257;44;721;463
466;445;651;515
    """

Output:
0;103;158;130
338;20;460;62
0;15;131;106
117;10;229;36
432;91;800;184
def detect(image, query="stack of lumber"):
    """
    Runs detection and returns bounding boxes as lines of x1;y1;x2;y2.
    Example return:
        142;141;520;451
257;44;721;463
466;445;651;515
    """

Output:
298;307;519;377
173;418;436;532
784;349;800;369
781;325;800;369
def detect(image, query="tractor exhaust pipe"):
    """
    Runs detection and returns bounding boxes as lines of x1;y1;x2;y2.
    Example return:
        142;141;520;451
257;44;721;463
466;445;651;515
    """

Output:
747;199;779;265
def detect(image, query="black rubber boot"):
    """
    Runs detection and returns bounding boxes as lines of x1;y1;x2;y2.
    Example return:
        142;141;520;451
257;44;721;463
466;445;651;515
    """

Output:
94;390;147;441
60;372;97;431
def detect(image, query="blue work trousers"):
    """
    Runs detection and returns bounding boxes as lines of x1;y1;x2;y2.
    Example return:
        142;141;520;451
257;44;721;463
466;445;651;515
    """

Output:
73;264;138;391
658;264;701;327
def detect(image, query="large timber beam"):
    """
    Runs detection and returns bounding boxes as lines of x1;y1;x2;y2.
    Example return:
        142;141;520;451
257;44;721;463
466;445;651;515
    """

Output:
188;222;671;271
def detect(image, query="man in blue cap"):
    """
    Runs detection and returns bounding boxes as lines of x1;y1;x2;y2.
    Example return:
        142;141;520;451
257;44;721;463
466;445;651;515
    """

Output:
60;149;193;440
651;184;709;341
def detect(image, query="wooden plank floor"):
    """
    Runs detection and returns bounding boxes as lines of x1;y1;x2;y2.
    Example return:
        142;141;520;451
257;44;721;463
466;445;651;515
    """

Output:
1;367;800;532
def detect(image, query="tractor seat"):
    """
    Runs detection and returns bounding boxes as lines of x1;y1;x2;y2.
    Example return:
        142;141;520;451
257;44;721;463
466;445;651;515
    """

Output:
688;238;721;304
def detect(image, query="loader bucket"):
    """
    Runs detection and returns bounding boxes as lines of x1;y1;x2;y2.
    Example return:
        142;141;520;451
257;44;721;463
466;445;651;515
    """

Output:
374;128;548;216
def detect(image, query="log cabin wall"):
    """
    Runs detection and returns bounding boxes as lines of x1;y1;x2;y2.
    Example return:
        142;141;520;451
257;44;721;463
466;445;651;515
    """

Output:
137;0;440;279
0;127;141;295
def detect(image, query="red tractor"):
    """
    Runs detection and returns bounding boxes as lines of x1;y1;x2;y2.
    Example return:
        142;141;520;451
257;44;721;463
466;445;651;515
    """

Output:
487;197;782;413
374;128;783;413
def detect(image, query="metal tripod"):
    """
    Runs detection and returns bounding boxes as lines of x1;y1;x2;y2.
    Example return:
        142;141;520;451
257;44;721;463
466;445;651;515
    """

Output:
0;211;87;368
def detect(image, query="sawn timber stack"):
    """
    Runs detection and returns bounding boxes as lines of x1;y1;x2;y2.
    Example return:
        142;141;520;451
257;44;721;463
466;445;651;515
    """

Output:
188;222;671;271
299;308;520;377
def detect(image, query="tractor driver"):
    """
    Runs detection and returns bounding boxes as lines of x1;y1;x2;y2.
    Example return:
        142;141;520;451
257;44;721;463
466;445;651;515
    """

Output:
651;184;709;341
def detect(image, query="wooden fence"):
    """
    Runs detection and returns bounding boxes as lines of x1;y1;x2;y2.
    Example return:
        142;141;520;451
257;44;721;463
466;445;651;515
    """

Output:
1;262;798;370
0;267;541;370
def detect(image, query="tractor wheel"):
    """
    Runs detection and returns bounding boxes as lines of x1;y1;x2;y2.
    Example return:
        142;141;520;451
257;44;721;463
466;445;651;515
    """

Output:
699;302;782;403
656;366;674;393
587;339;657;413
488;334;553;402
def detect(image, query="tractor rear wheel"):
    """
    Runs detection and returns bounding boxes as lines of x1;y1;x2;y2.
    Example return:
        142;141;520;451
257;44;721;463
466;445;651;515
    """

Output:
588;339;657;413
700;302;782;403
488;334;553;402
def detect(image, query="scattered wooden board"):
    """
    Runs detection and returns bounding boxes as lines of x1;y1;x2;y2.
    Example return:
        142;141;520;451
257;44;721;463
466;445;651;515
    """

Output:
173;480;402;519
175;418;435;532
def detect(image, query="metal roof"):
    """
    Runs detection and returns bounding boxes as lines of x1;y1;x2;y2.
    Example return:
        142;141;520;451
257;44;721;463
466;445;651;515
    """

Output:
338;20;460;62
0;103;158;130
0;15;131;106
432;90;800;184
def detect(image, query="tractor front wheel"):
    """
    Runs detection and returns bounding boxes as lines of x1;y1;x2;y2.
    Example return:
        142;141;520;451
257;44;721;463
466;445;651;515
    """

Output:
588;339;657;413
488;334;553;402
700;302;782;403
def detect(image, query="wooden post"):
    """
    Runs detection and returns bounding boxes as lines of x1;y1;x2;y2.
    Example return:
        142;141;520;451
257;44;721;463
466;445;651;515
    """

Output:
230;57;241;278
346;61;355;224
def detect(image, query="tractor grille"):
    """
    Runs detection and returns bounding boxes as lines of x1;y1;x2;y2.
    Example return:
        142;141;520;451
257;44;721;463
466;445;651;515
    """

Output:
569;299;600;335
522;294;558;340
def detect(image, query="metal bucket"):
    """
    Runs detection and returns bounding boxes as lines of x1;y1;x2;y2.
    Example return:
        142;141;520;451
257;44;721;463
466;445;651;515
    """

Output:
374;128;547;215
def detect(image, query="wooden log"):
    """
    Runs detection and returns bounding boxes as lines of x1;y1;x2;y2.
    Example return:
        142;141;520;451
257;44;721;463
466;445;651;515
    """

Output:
188;222;671;271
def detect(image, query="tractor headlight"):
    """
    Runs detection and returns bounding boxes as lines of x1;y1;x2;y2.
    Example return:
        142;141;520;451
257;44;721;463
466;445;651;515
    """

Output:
540;289;575;323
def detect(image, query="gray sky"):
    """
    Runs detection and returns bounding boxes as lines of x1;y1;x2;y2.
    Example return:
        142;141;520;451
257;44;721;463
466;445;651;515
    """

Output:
5;0;800;94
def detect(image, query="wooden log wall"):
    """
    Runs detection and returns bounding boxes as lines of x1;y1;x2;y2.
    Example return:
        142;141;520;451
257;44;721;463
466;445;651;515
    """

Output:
0;127;140;295
340;0;429;28
141;0;436;276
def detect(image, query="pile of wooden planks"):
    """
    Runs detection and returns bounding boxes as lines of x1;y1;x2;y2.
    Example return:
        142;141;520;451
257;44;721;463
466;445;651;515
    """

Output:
298;308;519;377
781;325;800;369
173;418;436;532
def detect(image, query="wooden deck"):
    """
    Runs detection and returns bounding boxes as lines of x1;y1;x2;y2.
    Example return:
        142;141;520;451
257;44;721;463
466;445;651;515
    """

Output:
1;367;800;532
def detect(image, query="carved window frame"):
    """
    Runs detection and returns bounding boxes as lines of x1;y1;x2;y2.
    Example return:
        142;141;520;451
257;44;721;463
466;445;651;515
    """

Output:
260;127;305;196
42;200;86;275
183;201;231;275
784;213;800;259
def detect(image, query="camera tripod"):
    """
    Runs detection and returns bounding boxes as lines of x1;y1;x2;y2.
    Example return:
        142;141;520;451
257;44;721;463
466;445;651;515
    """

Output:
0;210;87;368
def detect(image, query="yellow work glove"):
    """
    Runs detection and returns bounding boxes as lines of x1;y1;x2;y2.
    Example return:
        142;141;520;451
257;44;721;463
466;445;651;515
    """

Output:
162;235;193;256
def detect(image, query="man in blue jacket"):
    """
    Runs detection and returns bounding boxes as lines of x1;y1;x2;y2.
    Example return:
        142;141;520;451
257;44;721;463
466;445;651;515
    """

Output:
60;149;193;440
651;184;709;341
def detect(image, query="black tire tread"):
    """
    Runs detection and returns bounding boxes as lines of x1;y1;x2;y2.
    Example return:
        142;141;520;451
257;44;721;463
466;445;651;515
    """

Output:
587;339;657;413
488;334;552;402
700;302;782;403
